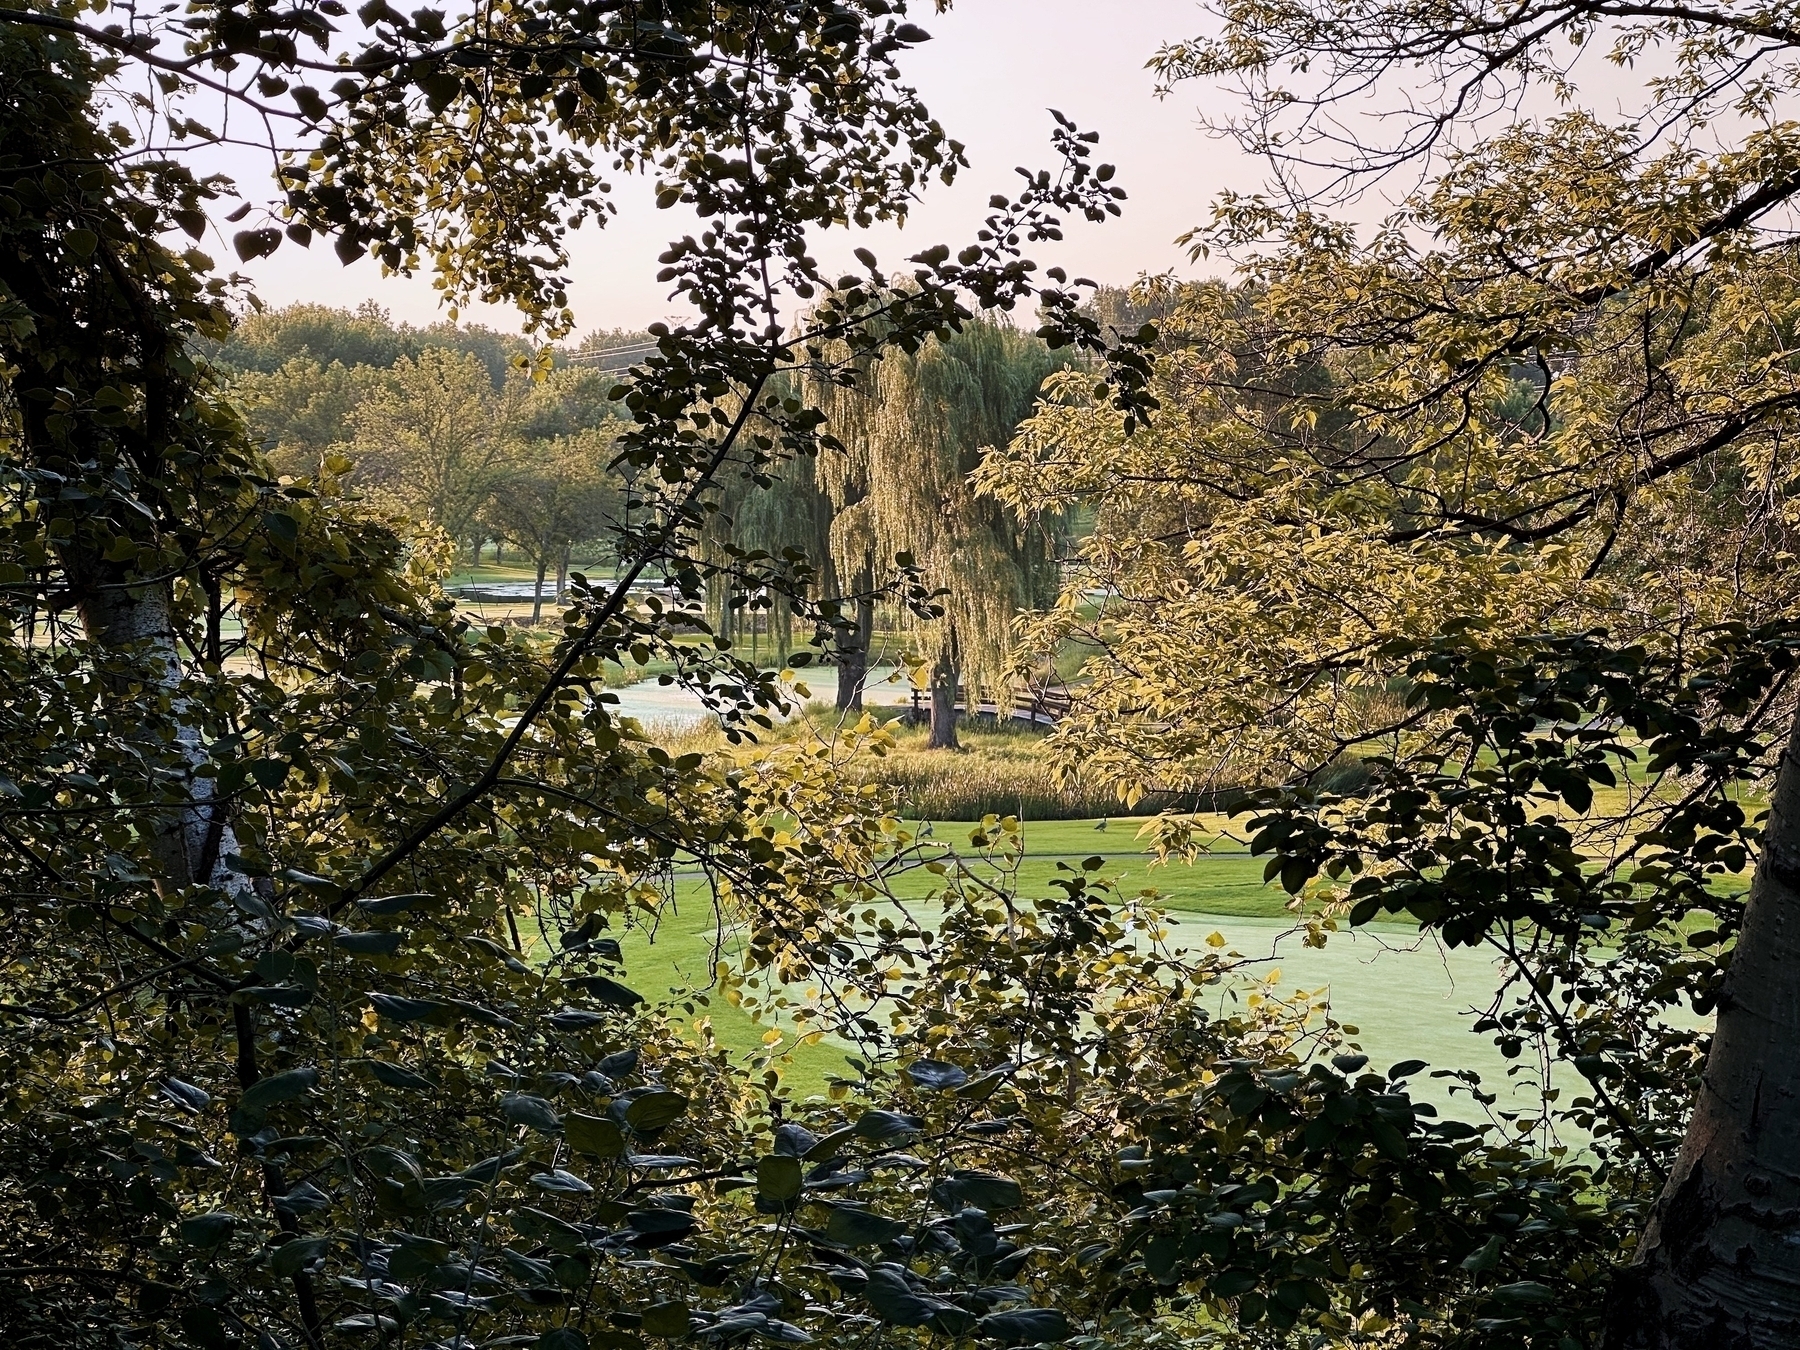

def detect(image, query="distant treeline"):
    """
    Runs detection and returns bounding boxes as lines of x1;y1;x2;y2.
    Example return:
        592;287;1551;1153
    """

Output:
214;304;652;615
205;300;647;387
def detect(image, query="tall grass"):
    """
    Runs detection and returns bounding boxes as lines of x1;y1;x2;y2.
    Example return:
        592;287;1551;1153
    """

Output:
846;716;1140;820
650;704;1209;821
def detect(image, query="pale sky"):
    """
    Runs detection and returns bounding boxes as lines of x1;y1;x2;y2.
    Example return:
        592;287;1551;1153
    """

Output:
236;1;1260;336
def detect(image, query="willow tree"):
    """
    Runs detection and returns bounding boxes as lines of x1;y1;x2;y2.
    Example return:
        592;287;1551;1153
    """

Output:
814;318;1064;742
697;437;830;665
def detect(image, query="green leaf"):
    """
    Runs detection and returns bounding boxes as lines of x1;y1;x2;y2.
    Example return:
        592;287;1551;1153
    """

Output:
538;1331;589;1350
567;973;644;1007
179;1211;236;1247
566;1112;625;1158
358;893;435;916
1490;1281;1556;1304
936;1170;1023;1212
803;1125;856;1160
387;1232;451;1280
624;1090;689;1133
1211;1268;1257;1297
977;1307;1071;1343
757;1153;802;1203
824;1204;905;1247
531;1169;594;1195
547;1008;610;1031
503;1093;561;1133
515;1206;587;1253
240;1067;319;1111
462;1150;522;1184
1367;1116;1408;1160
271;1235;328;1278
773;1123;818;1157
863;1267;970;1331
280;869;335;890
360;1059;434;1091
626;1208;696;1241
905;1059;968;1091
336;931;404;957
640;1301;689;1337
235;228;283;261
368;992;452;1025
64;228;98;257
292;85;329;119
1461;1233;1503;1273
852;1109;921;1143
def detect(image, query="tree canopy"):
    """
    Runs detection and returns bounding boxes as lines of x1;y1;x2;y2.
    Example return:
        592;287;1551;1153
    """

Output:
0;4;1161;1348
977;2;1800;1344
22;0;1800;1343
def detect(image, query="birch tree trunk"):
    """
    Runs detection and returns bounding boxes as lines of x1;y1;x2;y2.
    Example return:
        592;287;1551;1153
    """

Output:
1607;712;1800;1347
77;575;252;901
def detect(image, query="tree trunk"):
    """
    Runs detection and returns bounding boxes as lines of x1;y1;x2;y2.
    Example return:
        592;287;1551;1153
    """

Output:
836;596;873;712
77;577;250;900
1606;712;1800;1347
531;558;548;624
555;547;569;603
927;655;960;750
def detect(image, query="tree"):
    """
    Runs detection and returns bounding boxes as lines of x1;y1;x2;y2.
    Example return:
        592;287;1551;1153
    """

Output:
232;356;387;478
215;300;410;372
215;301;536;387
0;6;1153;1348
814;317;1066;746
694;444;832;665
348;347;528;557
484;430;622;621
979;4;1800;1344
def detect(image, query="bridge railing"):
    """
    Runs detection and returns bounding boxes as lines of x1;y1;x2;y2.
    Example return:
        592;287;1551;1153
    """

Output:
903;683;1071;727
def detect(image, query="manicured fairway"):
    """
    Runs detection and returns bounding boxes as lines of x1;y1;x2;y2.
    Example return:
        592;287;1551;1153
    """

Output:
607;817;1726;1121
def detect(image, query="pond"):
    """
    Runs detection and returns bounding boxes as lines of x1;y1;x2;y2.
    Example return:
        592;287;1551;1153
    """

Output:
607;665;918;726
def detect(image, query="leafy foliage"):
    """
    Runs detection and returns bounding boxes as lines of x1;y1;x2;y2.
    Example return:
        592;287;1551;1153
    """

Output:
0;5;1167;1349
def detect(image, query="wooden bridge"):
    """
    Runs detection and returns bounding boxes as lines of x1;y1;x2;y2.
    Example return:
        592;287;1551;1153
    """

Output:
901;684;1072;728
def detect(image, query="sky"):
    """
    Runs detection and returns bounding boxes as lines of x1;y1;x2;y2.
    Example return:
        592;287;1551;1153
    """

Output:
235;1;1263;338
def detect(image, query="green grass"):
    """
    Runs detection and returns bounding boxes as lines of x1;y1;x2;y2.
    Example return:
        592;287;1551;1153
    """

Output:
605;814;1743;1120
617;899;850;1096
605;817;1309;1099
